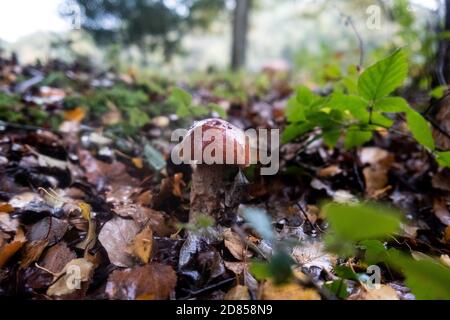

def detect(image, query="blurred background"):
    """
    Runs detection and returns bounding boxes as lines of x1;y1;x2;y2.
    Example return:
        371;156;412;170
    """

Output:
0;0;443;77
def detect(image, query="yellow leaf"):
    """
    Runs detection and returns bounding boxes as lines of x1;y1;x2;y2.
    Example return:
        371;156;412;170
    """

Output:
63;107;86;122
79;202;91;220
130;226;153;264
132;157;144;169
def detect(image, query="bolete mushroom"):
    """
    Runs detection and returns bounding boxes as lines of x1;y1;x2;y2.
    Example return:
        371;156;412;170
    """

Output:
177;118;252;224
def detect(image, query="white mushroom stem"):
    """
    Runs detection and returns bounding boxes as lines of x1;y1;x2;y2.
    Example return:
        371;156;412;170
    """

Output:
190;164;234;223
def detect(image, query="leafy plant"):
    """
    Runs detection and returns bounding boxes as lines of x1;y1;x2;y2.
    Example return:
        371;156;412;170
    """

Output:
283;49;450;168
168;87;226;119
324;202;450;300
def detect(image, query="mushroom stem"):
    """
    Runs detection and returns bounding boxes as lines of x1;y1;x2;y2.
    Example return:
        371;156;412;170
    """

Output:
190;164;235;223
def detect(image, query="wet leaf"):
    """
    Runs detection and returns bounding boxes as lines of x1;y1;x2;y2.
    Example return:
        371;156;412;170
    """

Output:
105;263;176;300
98;216;140;267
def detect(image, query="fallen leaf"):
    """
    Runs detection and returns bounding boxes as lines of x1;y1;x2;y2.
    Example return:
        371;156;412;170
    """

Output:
105;263;176;300
360;147;394;198
224;261;248;275
20;240;48;268
349;285;399;300
129;226;153;264
432;169;450;192
433;197;450;226
292;241;336;272
0;212;19;232
0;229;26;268
444;226;450;245
47;258;94;297
98;216;140;267
223;228;251;261
132;157;143;169
27;217;68;245
0;203;14;213
225;285;250;300
63;107;86;122
317;165;342;178
40;242;77;274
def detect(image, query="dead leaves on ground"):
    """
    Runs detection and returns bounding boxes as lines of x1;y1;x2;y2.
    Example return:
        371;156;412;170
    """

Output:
105;263;176;300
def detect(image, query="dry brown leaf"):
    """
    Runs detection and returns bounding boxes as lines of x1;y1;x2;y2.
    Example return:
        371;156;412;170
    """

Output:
444;226;450;245
224;261;248;275
433;197;450;226
432;169;450;192
40;242;77;274
292;241;336;272
172;173;185;197
98;216;140;267
0;203;14;213
102;102;122;125
129;226;153;264
63;107;86;122
349;285;399;300
47;258;94;297
0;229;25;268
105;263;176;300
225;285;250;300
223;228;251;261
20;240;48;268
317;165;342;178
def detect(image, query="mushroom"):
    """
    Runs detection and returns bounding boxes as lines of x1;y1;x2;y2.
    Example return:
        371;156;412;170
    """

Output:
178;118;252;224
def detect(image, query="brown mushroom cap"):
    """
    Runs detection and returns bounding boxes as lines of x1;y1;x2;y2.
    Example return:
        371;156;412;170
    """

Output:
180;118;252;166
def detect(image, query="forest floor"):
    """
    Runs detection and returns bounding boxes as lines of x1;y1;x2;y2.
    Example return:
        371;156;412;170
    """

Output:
0;54;449;300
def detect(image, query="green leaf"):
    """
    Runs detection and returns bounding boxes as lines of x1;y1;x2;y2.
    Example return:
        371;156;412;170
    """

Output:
127;108;150;128
435;151;450;167
286;86;317;122
324;279;349;299
328;94;369;122
431;85;447;99
344;129;372;149
386;250;450;300
322;129;341;148
208;103;226;118
281;122;313;143
324;202;402;241
334;265;359;281
375;97;435;150
358;49;408;101
250;262;271;280
360;240;388;265
243;207;275;242
405;110;435;150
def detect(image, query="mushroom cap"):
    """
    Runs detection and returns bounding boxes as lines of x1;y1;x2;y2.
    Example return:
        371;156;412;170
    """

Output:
179;118;253;166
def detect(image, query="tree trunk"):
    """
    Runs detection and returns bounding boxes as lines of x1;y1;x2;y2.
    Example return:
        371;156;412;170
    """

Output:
231;0;251;70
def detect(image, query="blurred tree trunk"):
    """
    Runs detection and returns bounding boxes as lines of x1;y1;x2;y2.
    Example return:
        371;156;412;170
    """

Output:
231;0;251;70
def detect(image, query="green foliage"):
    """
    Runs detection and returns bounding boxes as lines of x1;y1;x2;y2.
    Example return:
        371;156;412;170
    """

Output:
282;49;448;168
325;203;450;299
324;279;349;299
168;87;226;120
250;251;296;285
324;203;401;242
357;49;408;101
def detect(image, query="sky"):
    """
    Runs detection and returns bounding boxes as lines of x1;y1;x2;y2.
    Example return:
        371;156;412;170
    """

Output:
0;0;69;42
0;0;442;43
